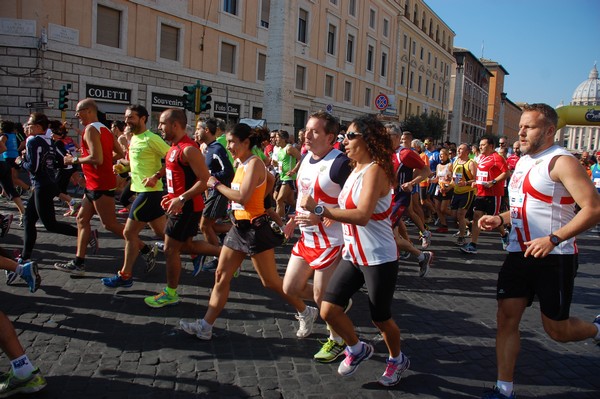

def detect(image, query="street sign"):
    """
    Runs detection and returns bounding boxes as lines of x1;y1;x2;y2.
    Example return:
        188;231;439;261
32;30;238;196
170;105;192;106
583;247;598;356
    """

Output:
375;94;389;111
326;104;333;114
25;101;48;108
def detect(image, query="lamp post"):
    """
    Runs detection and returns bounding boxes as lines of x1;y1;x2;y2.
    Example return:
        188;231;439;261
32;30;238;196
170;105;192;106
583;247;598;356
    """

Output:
450;53;465;144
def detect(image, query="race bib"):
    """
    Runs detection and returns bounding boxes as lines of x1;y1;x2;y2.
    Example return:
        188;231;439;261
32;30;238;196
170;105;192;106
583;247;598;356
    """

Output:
509;193;525;228
230;182;244;210
476;170;488;185
165;169;174;194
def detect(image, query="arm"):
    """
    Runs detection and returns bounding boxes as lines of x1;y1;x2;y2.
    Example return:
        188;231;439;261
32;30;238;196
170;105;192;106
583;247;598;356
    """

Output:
65;125;103;166
209;157;264;205
0;136;6;153
302;165;388;226
164;146;210;215
211;147;235;184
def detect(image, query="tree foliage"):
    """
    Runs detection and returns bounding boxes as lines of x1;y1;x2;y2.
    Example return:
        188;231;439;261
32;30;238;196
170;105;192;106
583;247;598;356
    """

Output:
401;112;446;141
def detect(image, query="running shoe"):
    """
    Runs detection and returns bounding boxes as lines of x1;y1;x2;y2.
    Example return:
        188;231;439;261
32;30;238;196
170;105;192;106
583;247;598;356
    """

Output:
593;314;600;346
144;289;180;308
378;355;410;387
54;260;85;276
420;230;432;249
418;251;433;277
0;368;47;397
455;236;466;246
154;241;165;252
454;228;471;237
192;255;207;277
18;214;24;227
88;229;100;255
398;251;411;260
501;233;510;251
179;319;212;340
20;261;41;293
101;273;133;288
118;207;130;214
0;214;13;237
460;242;477;254
142;243;159;273
337;342;374;377
481;386;516;399
295;305;318;338
5;270;18;286
200;258;218;274
64;202;80;217
314;339;345;363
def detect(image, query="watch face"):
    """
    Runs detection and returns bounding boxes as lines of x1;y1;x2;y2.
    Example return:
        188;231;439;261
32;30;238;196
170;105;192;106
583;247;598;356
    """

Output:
550;235;560;245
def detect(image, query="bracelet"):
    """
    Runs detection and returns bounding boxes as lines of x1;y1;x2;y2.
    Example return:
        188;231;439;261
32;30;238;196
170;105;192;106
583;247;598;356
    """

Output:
212;180;221;189
498;214;505;225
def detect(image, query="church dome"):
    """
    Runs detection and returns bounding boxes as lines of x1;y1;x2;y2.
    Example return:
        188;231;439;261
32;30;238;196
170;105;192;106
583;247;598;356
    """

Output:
571;63;599;106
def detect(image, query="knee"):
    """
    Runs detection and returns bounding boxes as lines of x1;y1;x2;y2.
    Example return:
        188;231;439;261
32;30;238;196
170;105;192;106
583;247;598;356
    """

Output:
261;276;281;292
320;303;340;324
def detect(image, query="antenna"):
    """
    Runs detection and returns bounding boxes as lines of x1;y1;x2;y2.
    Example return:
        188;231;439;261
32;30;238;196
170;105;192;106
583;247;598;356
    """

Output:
481;41;484;59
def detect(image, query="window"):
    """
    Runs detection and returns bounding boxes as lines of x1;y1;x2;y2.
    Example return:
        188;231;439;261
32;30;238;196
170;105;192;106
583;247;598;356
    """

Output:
325;75;334;98
380;52;387;77
346;34;354;63
223;0;238;15
420;46;424;60
97;5;121;48
418;75;422;92
432;83;436;99
260;0;270;28
257;53;266;81
409;71;414;89
296;65;306;90
294;109;308;134
220;42;236;74
327;24;336;55
403;34;408;50
160;24;179;61
330;0;338;5
369;9;376;29
349;0;356;17
425;79;429;96
298;9;308;43
344;81;352;102
383;18;389;38
401;66;405;86
364;87;372;107
412;40;416;55
367;45;374;72
427;52;431;65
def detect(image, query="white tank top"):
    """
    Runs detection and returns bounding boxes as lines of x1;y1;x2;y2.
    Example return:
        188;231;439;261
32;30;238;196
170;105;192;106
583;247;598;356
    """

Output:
296;149;345;248
507;145;577;254
339;163;397;266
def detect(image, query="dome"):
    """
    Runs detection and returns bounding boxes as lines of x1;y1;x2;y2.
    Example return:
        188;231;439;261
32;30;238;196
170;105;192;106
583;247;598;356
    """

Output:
571;63;600;106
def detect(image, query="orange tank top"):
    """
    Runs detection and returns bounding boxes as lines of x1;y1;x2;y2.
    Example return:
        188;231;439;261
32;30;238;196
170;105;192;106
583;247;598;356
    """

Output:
231;156;266;220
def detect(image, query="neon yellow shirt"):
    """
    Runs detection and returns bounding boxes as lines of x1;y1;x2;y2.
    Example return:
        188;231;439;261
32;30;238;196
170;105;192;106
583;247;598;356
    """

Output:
129;130;170;192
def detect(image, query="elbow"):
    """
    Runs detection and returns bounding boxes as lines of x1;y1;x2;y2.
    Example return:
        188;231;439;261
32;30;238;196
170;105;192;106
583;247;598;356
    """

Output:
355;216;370;226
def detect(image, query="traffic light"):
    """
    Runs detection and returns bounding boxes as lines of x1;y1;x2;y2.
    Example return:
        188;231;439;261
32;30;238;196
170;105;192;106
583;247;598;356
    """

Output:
199;85;212;112
58;84;70;110
182;84;196;112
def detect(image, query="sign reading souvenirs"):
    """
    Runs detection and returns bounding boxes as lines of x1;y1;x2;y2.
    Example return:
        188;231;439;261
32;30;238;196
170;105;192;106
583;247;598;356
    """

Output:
86;84;131;103
152;93;184;109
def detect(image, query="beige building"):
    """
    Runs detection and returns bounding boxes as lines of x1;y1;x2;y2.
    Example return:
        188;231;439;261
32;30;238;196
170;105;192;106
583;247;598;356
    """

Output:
0;0;454;135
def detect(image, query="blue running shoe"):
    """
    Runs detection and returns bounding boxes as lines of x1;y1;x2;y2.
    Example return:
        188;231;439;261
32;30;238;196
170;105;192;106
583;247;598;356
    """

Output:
192;255;207;277
101;273;133;288
20;261;41;293
593;314;600;346
460;242;477;254
201;258;218;273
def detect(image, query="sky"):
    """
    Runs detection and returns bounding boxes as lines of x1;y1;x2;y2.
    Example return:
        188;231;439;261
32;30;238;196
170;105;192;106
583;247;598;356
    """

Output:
425;0;600;107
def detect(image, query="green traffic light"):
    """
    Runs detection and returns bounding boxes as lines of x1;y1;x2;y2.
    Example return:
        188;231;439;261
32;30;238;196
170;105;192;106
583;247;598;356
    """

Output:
200;85;212;112
58;86;69;110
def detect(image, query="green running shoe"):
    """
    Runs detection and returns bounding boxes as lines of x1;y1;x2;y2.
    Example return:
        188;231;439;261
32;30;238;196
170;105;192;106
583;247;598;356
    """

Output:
144;289;180;308
0;368;47;397
313;339;345;363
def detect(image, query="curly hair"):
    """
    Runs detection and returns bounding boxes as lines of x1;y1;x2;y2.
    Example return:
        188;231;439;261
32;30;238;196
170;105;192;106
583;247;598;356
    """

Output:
349;114;394;183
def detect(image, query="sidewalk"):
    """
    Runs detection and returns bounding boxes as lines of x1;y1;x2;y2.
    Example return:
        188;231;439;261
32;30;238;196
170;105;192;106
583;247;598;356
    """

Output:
1;201;598;398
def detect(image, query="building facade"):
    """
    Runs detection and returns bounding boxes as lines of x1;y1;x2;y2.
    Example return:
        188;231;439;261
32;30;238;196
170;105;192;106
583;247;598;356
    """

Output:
0;0;454;136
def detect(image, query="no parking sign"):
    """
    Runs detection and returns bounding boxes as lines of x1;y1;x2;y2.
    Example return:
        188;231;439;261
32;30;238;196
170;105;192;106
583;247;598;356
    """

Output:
375;94;389;111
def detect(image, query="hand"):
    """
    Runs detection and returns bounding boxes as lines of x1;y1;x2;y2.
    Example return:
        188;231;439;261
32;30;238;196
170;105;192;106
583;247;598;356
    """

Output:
295;212;321;227
478;215;501;231
113;163;126;174
207;176;218;189
523;236;554;258
300;195;317;212
142;176;158;188
64;154;74;165
400;182;413;192
283;220;296;239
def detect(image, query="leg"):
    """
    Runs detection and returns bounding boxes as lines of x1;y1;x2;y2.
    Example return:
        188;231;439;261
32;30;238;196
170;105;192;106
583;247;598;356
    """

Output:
282;256;315;308
373;318;402;358
322;301;359;346
120;219;147;275
495;298;528;382
0;312;25;360
75;197;96;259
203;246;246;324
470;210;483;244
164;235;185;289
93;195;125;237
200;216;220;246
21;190;40;259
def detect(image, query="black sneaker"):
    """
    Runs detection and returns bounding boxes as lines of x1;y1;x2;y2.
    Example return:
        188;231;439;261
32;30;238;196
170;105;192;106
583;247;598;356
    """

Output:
418;251;433;277
54;260;85;276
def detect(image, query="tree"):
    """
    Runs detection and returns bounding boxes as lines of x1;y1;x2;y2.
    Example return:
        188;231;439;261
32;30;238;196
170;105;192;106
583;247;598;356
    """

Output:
401;112;446;141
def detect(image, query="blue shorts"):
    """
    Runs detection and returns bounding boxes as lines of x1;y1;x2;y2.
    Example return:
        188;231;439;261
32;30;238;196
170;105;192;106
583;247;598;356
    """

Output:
129;191;165;222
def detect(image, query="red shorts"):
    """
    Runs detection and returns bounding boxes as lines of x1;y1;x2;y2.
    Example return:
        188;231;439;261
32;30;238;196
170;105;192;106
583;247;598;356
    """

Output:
291;239;342;270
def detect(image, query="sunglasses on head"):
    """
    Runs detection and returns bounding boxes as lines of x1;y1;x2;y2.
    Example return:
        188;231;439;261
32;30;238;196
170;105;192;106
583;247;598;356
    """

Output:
345;131;362;140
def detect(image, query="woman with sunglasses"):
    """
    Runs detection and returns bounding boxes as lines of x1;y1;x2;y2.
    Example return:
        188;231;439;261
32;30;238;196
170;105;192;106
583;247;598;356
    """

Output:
179;123;306;340
301;114;409;387
18;113;78;262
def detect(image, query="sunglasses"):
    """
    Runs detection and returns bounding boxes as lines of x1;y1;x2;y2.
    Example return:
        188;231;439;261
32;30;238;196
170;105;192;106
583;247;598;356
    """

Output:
345;131;362;140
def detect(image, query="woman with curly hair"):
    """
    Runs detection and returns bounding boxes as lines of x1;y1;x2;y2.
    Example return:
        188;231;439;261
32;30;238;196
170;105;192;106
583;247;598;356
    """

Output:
301;114;410;387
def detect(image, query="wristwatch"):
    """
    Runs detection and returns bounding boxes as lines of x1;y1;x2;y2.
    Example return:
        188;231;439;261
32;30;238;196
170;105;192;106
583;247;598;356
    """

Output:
73;155;79;164
314;205;325;217
548;234;561;246
491;179;497;185
178;195;187;203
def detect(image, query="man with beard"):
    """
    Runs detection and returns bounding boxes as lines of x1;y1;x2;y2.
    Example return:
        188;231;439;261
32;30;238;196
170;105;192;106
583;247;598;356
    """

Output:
479;103;600;399
144;109;221;307
100;105;168;288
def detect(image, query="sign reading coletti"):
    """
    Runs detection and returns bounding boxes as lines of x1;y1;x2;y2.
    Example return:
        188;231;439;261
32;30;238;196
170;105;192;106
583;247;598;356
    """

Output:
86;84;131;103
